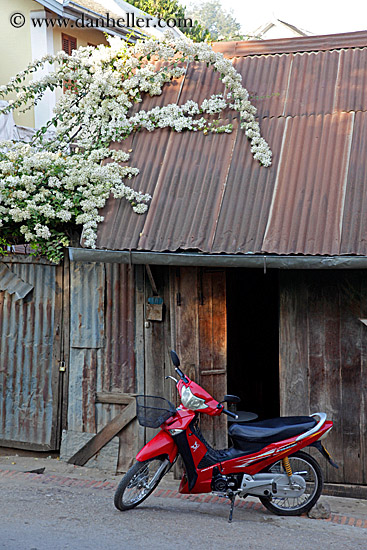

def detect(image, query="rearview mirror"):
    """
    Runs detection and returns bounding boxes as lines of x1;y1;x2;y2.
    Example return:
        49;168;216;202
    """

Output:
223;394;241;404
170;350;180;367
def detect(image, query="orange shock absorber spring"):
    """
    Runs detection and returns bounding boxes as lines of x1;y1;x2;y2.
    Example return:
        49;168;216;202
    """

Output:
282;456;293;477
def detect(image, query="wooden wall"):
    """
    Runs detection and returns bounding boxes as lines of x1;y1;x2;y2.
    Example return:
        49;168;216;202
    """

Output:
172;267;227;449
135;265;227;448
280;270;367;485
134;264;174;444
66;263;367;485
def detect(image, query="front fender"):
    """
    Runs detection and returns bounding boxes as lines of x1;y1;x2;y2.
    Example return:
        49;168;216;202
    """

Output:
136;430;178;463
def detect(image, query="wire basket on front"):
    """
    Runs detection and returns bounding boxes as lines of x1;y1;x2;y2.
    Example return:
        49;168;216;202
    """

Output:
136;395;176;428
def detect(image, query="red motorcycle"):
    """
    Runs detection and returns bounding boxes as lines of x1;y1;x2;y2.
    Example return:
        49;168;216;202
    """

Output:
114;351;337;522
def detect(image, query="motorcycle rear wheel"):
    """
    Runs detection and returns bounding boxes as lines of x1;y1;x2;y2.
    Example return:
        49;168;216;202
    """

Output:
114;457;168;511
259;450;323;516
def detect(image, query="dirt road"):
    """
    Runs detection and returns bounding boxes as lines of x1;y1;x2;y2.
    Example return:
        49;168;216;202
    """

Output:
0;457;366;550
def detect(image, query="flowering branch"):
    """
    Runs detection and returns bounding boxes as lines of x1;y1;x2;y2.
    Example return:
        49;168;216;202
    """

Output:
0;32;272;263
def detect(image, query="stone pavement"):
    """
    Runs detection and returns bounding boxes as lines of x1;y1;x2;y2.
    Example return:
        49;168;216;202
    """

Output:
1;455;367;529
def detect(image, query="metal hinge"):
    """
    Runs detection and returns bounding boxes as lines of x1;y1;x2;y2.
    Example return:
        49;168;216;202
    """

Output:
59;361;66;372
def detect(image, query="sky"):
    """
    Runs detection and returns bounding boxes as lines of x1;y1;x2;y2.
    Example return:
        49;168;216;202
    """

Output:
212;0;367;36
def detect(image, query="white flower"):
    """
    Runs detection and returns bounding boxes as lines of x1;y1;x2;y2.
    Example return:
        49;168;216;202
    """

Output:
34;223;51;239
56;209;72;221
0;31;272;261
132;203;148;214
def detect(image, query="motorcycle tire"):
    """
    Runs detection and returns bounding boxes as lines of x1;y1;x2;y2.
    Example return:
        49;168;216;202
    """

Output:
114;457;168;511
259;450;323;516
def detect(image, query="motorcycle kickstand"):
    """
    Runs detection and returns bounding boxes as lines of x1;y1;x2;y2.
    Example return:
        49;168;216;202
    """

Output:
228;491;236;523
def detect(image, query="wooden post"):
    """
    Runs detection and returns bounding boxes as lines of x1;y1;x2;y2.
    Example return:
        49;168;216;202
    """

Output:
135;265;145;451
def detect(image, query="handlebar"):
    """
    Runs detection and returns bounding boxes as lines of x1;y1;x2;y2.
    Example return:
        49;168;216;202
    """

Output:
170;351;238;417
222;408;238;420
175;366;189;384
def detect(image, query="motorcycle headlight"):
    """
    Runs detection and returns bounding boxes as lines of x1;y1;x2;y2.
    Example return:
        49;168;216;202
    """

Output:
181;386;208;411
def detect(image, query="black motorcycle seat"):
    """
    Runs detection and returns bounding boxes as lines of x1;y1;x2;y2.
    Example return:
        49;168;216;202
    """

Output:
228;416;317;448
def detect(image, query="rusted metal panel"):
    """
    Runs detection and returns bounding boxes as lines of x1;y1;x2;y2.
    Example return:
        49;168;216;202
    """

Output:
138;125;238;252
283;50;340;116
70;262;104;348
67;347;100;433
68;261;104;433
211;116;286;254
130;60;185;113
96;129;172;251
212;30;367;57
103;263;135;394
95;36;367;257
95;64;183;251
340;112;367;255
98;263;136;433
334;48;367;113
0;257;61;450
232;54;292;118
262;112;354;255
68;260;136;455
0;263;33;299
178;62;224;106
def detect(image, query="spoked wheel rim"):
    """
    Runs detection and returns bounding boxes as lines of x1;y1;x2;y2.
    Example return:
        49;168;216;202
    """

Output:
122;458;166;507
265;455;319;512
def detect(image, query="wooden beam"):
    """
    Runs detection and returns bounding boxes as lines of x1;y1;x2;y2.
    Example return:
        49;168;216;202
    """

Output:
60;253;71;442
67;401;136;466
0;439;53;452
95;392;136;405
135;264;146;452
200;369;226;376
323;483;367;500
146;265;158;295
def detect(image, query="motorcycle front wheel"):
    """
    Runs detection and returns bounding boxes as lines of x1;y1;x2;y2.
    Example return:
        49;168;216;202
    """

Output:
259;450;323;516
114;457;169;511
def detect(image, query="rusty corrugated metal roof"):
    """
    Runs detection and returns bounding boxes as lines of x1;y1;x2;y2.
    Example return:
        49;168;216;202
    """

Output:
340;111;367;255
96;31;367;256
262;112;355;255
211;117;287;254
212;30;367;56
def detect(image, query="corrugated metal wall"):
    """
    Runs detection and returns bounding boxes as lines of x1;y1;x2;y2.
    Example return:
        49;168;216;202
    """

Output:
0;257;62;451
0;256;136;465
67;261;136;470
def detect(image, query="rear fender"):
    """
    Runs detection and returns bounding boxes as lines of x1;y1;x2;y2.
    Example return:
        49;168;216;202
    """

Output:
310;440;339;468
136;430;178;463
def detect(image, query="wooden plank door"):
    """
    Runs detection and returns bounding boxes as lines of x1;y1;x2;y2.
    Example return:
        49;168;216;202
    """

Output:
173;267;227;449
134;265;174;446
279;270;367;485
